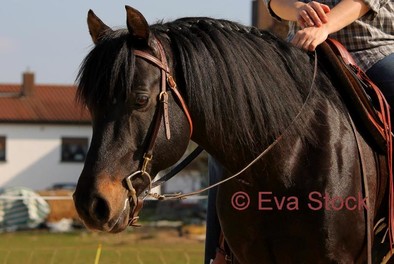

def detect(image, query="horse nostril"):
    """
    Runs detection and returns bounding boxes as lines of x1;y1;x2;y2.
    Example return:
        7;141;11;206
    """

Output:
90;195;110;222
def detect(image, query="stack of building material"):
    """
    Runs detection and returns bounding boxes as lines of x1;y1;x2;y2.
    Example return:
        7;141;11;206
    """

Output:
0;186;49;231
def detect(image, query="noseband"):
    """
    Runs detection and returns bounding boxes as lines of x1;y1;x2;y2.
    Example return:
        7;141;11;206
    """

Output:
124;39;193;226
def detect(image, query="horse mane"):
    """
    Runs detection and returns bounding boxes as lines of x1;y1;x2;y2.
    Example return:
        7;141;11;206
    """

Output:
77;17;343;154
153;18;341;153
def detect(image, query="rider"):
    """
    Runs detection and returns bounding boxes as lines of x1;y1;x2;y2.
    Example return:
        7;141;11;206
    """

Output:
265;0;394;108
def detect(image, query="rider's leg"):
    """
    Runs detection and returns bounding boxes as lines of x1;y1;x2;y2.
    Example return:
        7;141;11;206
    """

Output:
366;53;394;110
204;156;224;264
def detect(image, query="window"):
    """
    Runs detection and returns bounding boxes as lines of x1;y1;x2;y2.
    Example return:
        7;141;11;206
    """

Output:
61;137;88;162
0;136;5;161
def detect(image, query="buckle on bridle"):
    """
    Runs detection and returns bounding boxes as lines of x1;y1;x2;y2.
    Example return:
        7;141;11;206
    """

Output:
159;91;169;104
166;75;176;89
141;153;153;173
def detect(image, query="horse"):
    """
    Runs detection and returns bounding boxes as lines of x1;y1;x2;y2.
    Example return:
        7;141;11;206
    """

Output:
73;6;390;263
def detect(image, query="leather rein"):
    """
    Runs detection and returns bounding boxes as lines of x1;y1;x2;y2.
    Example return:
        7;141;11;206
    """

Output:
124;38;318;226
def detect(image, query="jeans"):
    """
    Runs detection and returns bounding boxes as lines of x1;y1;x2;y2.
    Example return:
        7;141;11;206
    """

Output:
366;53;394;108
204;157;224;264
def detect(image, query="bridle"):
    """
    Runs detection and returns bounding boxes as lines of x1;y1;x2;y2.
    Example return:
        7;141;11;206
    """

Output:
124;38;193;226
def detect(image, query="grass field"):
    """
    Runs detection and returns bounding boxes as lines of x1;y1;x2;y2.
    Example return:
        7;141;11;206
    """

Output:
0;227;204;264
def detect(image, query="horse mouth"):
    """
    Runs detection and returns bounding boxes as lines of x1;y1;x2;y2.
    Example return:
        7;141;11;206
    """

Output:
77;198;132;233
106;199;131;233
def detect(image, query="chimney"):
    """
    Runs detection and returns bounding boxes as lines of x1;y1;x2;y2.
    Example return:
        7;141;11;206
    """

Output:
21;71;35;97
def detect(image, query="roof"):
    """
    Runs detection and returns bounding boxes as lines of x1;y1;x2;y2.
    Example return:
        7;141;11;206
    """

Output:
0;84;91;124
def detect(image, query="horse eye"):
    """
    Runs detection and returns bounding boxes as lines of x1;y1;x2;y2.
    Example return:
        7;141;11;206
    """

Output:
135;95;149;107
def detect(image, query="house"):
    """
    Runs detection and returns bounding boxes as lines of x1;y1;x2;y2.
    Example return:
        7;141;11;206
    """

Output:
0;72;208;195
0;72;91;190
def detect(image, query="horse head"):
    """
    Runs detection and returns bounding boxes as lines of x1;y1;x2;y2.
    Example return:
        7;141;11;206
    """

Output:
73;6;191;233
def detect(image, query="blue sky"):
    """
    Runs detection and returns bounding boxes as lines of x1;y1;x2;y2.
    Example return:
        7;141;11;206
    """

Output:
0;1;252;85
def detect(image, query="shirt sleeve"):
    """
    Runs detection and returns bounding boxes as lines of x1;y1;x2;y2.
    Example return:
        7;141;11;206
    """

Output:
362;0;389;18
265;0;284;21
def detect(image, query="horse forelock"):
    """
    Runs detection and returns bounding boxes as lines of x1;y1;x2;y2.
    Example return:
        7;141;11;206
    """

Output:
76;29;136;109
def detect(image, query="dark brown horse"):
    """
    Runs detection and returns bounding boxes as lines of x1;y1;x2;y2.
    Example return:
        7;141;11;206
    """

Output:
73;6;390;263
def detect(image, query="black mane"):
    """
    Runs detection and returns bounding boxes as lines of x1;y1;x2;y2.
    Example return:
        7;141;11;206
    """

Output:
77;17;343;153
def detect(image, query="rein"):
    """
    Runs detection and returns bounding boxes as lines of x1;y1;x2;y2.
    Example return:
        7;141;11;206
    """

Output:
124;38;318;225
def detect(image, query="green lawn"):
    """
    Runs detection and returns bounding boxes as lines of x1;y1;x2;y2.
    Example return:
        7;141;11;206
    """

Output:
0;228;204;264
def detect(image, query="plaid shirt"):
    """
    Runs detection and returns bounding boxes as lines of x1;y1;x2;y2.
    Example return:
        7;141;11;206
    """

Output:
268;0;394;71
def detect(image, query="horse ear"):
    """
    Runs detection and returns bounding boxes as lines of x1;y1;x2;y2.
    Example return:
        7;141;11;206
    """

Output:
125;6;150;43
87;10;112;44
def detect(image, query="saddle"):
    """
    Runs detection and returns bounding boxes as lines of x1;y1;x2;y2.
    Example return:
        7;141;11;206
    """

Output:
316;38;391;152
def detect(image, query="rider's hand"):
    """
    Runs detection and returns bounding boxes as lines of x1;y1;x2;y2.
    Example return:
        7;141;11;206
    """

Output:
291;24;330;51
297;1;330;28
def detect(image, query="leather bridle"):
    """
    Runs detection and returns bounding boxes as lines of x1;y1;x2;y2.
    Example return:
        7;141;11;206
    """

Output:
124;38;193;226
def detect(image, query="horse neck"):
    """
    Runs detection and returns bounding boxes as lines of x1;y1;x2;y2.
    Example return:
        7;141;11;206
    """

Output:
159;31;338;172
189;114;281;173
189;99;349;178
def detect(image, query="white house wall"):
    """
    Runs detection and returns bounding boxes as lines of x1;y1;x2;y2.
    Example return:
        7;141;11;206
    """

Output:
0;124;91;190
162;170;203;194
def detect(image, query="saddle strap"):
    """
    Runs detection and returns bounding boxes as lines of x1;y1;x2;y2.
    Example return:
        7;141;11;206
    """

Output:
348;114;373;264
211;232;233;264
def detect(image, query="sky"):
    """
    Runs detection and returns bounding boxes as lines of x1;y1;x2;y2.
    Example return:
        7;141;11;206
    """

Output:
0;1;252;85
